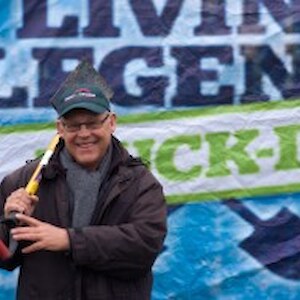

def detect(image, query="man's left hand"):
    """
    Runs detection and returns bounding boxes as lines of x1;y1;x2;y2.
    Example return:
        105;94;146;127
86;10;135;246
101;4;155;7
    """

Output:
11;214;70;254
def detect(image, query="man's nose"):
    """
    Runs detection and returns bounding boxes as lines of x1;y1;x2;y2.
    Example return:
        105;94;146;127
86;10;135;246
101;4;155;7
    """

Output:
77;124;91;135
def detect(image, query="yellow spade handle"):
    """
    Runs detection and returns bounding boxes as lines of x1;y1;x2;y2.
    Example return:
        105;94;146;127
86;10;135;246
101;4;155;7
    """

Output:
25;134;60;196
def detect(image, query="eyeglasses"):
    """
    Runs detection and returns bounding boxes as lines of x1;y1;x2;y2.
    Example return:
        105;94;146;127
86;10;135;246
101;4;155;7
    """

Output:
61;114;110;133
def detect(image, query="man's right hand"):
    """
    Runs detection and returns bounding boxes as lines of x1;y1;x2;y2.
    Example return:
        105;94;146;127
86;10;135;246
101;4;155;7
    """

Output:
4;188;39;218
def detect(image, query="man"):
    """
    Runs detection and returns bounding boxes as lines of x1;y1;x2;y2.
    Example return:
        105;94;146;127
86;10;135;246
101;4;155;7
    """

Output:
0;60;167;300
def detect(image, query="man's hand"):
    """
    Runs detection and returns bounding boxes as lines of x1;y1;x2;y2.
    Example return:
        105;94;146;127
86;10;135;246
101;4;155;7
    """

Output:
11;214;70;254
4;188;38;217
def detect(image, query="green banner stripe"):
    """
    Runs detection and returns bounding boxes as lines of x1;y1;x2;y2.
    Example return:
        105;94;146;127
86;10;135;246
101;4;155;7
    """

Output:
166;182;300;204
1;98;300;133
120;98;300;124
0;123;55;134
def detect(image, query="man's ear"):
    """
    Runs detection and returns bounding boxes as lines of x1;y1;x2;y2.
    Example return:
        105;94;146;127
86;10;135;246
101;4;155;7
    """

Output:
56;119;64;137
109;113;117;133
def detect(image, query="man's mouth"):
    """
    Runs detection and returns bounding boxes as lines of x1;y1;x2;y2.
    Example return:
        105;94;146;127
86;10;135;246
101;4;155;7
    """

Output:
76;142;96;149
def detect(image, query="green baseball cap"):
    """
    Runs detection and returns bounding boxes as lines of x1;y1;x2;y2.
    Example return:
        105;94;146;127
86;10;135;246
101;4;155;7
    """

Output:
50;60;114;117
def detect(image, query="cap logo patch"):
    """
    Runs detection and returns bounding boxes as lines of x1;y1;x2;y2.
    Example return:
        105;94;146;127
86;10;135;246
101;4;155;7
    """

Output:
64;88;96;102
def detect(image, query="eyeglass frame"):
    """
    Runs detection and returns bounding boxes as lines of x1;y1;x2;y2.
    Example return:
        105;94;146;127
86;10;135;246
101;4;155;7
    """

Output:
60;113;111;133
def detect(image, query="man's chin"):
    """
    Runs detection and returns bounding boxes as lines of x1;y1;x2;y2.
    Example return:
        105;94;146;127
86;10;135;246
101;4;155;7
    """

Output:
75;156;99;170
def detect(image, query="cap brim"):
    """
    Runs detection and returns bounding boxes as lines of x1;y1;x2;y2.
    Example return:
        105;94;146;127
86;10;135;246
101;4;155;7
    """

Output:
59;101;109;117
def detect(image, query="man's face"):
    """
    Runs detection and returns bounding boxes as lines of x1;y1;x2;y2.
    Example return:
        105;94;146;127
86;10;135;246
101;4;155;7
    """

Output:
56;109;116;170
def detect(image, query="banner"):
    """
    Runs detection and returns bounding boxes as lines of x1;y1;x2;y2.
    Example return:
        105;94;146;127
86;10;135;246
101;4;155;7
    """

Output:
1;1;300;299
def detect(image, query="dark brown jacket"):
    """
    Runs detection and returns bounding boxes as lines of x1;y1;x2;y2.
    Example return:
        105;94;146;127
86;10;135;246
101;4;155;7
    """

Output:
0;137;167;300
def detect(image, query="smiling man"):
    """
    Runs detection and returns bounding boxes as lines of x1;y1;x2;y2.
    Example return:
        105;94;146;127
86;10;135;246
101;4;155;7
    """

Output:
0;60;167;300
